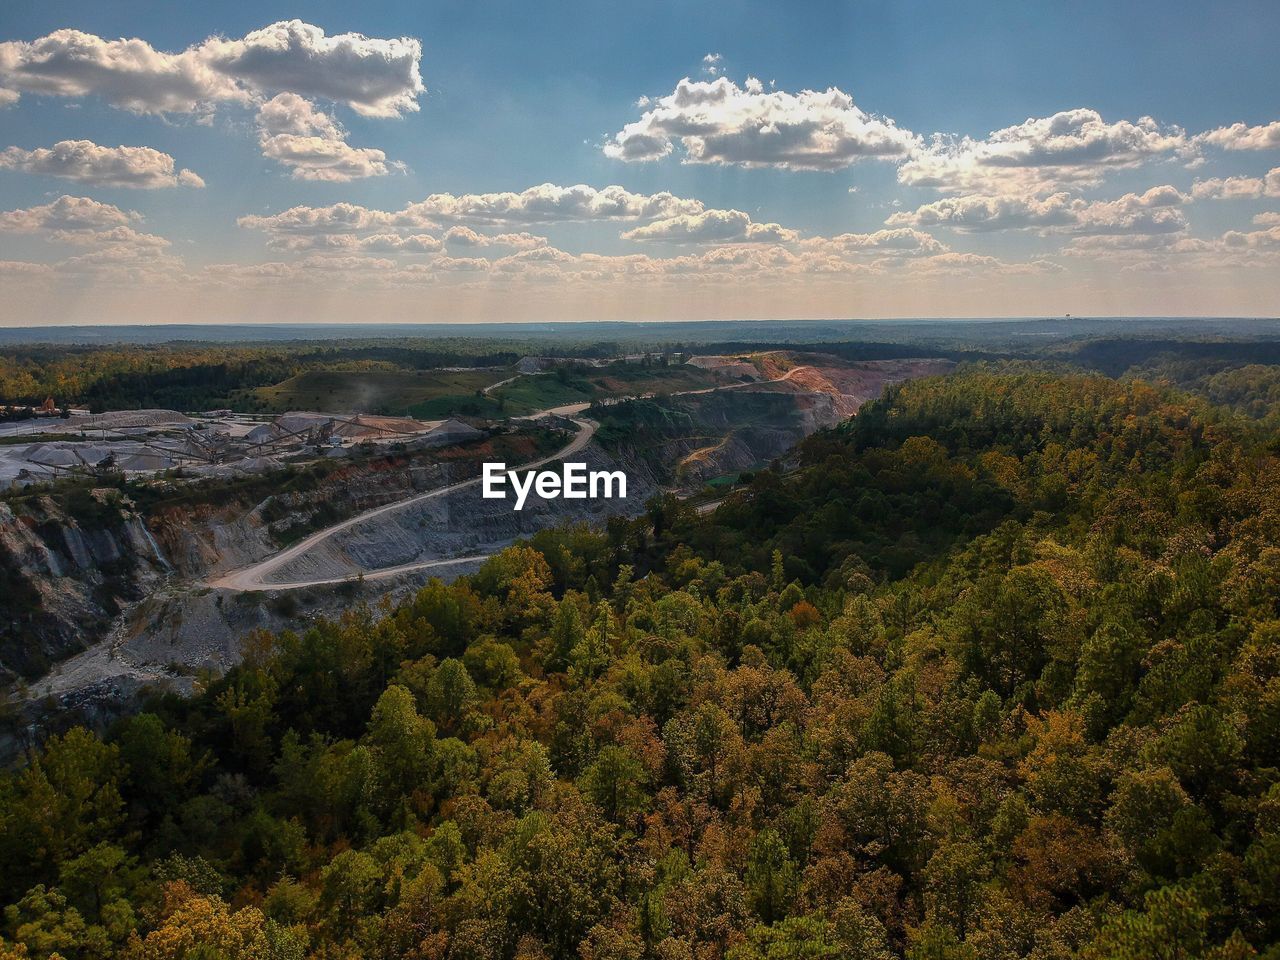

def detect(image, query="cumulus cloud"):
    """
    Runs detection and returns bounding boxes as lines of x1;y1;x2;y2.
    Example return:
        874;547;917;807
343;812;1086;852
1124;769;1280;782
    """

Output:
1191;167;1280;200
1070;186;1189;235
1059;233;1210;256
406;183;706;225
238;201;387;235
360;234;443;253
1223;225;1280;250
904;251;1061;276
0;195;174;260
0;139;203;188
443;226;548;250
897;109;1189;194
263;232;442;254
0;195;136;233
1199;121;1280;151
619;208;797;243
0;20;423;116
48;224;169;248
255;93;397;181
889;185;1188;235
604;74;1207;196
603;76;919;170
1254;211;1280;227
238;184;708;236
888;193;1079;232
198;21;424;117
803;227;947;258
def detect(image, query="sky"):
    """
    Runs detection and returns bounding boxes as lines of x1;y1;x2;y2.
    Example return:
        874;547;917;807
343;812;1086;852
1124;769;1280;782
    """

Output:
0;0;1278;326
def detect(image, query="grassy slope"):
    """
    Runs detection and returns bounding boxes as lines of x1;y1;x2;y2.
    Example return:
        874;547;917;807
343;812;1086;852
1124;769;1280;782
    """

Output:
253;369;509;416
252;363;735;419
490;363;733;414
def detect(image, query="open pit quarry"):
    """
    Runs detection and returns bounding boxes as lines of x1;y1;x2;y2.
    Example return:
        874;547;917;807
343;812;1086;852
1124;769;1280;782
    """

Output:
1;354;952;755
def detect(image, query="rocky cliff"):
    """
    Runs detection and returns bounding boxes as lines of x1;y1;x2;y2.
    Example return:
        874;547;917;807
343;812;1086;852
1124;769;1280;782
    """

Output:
0;491;168;682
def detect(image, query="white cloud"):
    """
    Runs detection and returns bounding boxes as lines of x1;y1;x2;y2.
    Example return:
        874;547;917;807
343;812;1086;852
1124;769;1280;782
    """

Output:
256;93;397;181
238;183;708;236
702;53;723;77
1223;225;1280;250
889;185;1188;235
239;201;387;235
802;227;947;257
0;20;423;116
0;139;203;188
1191;167;1280;199
263;232;443;253
1059;234;1209;256
0;195;136;233
49;224;169;248
1070;186;1189;235
0;28;241;114
888;193;1079;231
620;208;797;243
1198;121;1280;151
360;234;443;253
406;183;706;225
443;226;548;250
0;89;19;107
904;252;1062;276
897;109;1189;194
1254;211;1280;227
198;20;424;118
0;196;174;265
603;76;919;170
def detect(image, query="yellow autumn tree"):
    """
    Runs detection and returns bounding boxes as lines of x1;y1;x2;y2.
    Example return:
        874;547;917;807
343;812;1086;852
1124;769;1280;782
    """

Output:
124;882;268;960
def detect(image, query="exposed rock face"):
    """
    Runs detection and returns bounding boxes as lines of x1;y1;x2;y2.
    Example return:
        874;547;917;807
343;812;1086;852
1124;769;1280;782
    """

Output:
0;450;487;685
262;443;659;585
0;493;167;682
600;357;955;486
598;388;840;489
1;439;659;726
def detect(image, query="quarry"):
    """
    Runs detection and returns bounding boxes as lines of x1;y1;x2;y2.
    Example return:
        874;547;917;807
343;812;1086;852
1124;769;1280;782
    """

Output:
0;408;484;488
0;351;952;756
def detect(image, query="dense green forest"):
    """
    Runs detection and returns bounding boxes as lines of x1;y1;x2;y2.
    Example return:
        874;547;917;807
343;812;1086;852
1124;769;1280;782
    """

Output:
0;343;525;413
2;367;1280;959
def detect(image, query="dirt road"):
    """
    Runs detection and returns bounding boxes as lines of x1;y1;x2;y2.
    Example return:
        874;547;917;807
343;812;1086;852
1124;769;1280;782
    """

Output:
209;416;595;592
210;376;794;593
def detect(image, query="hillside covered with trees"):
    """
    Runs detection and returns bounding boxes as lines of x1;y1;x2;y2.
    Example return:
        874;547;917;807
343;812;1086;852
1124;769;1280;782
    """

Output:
2;368;1279;959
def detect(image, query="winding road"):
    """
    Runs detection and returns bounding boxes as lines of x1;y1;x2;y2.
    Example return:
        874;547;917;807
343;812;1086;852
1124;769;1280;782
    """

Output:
209;414;596;592
208;372;808;593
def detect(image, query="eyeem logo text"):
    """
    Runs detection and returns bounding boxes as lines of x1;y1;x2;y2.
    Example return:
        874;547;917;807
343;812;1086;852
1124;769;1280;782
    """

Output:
482;462;627;511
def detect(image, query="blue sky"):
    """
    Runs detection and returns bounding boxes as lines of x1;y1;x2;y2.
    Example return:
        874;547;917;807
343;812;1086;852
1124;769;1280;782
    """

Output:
1;0;1278;324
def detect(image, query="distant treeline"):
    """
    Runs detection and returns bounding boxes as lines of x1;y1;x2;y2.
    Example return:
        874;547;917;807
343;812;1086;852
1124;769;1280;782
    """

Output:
0;343;524;412
12;330;1280;417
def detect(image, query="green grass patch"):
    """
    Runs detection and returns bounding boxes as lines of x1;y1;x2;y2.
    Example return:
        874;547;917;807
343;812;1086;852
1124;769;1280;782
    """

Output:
406;393;504;419
490;362;731;414
253;368;510;415
0;432;86;445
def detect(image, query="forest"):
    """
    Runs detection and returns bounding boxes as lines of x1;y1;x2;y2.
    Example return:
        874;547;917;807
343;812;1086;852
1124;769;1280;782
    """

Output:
0;343;525;413
1;365;1279;959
